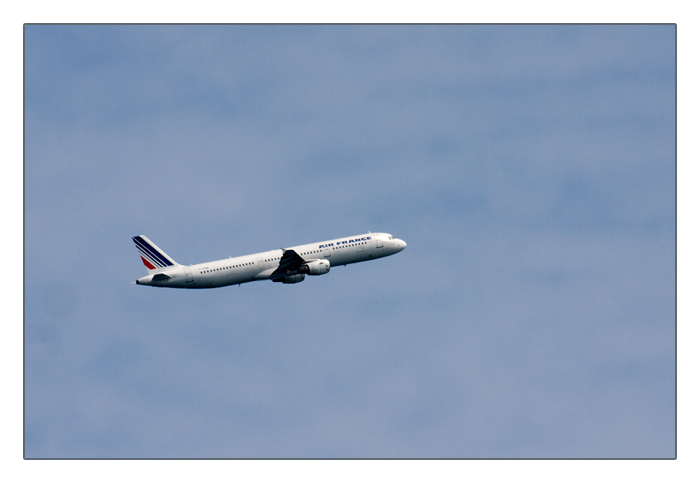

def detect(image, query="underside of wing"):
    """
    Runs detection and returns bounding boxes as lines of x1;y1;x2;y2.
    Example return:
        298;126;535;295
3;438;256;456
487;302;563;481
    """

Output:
270;249;306;278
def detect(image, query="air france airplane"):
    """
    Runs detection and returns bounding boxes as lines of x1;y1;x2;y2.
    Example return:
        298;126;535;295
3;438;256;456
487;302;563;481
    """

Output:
133;232;406;288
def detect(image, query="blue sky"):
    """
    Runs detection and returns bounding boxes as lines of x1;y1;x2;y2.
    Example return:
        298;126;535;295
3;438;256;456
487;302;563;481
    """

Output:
24;25;675;458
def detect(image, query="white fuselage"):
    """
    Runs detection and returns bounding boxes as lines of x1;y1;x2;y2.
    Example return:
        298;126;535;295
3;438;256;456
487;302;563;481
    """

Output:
135;232;406;289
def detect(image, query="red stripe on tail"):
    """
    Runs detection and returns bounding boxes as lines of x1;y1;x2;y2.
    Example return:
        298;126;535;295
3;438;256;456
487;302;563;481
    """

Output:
141;256;156;270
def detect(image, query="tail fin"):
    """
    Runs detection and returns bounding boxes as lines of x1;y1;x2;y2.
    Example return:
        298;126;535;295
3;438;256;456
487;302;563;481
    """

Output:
132;235;180;273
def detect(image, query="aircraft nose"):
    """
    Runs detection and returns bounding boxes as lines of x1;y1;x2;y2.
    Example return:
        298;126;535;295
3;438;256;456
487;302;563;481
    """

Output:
397;239;406;251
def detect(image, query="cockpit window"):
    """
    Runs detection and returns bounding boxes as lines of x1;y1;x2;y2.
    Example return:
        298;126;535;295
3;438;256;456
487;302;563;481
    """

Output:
388;236;395;240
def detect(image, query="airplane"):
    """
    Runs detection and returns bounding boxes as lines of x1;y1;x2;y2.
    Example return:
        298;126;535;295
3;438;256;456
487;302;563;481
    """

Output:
132;232;406;288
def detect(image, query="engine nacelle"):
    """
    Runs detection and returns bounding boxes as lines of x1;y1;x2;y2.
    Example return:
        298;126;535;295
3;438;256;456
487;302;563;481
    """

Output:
301;259;331;276
272;274;306;284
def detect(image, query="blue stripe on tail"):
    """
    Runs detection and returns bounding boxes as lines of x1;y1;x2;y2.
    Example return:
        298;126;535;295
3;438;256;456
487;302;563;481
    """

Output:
133;236;173;267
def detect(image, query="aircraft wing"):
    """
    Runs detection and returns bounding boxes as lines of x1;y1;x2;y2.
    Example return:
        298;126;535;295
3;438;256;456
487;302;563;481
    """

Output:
270;249;307;278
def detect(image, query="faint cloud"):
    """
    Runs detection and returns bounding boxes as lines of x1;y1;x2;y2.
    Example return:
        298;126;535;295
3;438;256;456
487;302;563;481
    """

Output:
39;282;79;319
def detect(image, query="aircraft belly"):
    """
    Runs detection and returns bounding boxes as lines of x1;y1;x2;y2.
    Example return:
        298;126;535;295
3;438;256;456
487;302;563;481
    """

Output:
195;275;212;288
337;250;353;265
254;268;275;280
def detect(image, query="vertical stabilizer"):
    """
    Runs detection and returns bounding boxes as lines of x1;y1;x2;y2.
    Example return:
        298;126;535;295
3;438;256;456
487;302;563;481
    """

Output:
132;235;180;273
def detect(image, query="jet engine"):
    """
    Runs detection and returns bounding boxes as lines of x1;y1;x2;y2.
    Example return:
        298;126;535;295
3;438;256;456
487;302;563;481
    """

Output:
272;274;306;284
300;259;331;276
